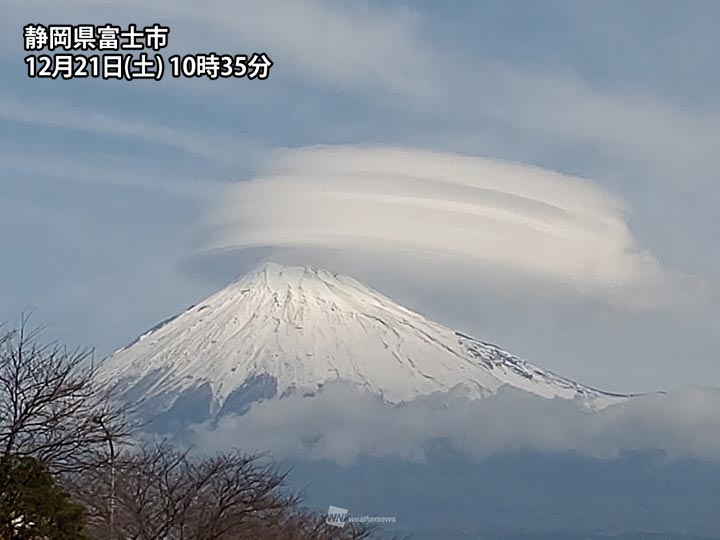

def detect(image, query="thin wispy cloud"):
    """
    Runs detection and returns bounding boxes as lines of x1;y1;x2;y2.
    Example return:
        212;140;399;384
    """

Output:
0;95;261;165
4;0;717;184
0;152;223;197
470;66;720;183
176;0;436;99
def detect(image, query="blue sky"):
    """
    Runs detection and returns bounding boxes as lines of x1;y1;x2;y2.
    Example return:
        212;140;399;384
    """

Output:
1;1;719;393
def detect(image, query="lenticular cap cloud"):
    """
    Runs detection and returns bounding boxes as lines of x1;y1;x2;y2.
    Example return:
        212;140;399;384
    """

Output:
207;145;678;304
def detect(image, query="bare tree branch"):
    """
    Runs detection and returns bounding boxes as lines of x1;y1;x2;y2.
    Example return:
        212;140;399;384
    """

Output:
0;314;131;473
72;444;383;540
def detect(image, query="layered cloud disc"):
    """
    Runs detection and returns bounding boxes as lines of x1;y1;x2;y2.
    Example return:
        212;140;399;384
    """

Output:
206;145;681;305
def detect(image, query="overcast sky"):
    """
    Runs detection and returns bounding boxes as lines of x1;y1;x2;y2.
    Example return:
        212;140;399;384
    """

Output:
1;1;719;394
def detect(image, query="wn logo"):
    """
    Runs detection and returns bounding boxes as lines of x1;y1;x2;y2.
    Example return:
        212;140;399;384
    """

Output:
326;505;348;528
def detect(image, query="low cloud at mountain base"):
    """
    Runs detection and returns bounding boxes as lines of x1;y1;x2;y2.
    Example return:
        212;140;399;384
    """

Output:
191;383;720;465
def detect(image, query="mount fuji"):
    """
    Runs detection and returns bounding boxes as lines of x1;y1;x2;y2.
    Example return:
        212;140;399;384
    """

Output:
97;263;627;423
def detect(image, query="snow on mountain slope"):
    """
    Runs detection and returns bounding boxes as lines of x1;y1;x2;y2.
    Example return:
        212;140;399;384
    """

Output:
97;263;627;419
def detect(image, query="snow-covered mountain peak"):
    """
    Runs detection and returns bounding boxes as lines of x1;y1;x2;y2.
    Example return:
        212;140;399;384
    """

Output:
223;261;419;324
97;263;627;421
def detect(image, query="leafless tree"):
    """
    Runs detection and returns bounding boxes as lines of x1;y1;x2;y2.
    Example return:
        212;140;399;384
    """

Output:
0;317;394;539
0;315;130;473
72;444;377;540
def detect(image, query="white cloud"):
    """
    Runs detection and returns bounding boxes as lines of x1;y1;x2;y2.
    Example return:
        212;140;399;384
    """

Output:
193;383;720;465
206;145;694;308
